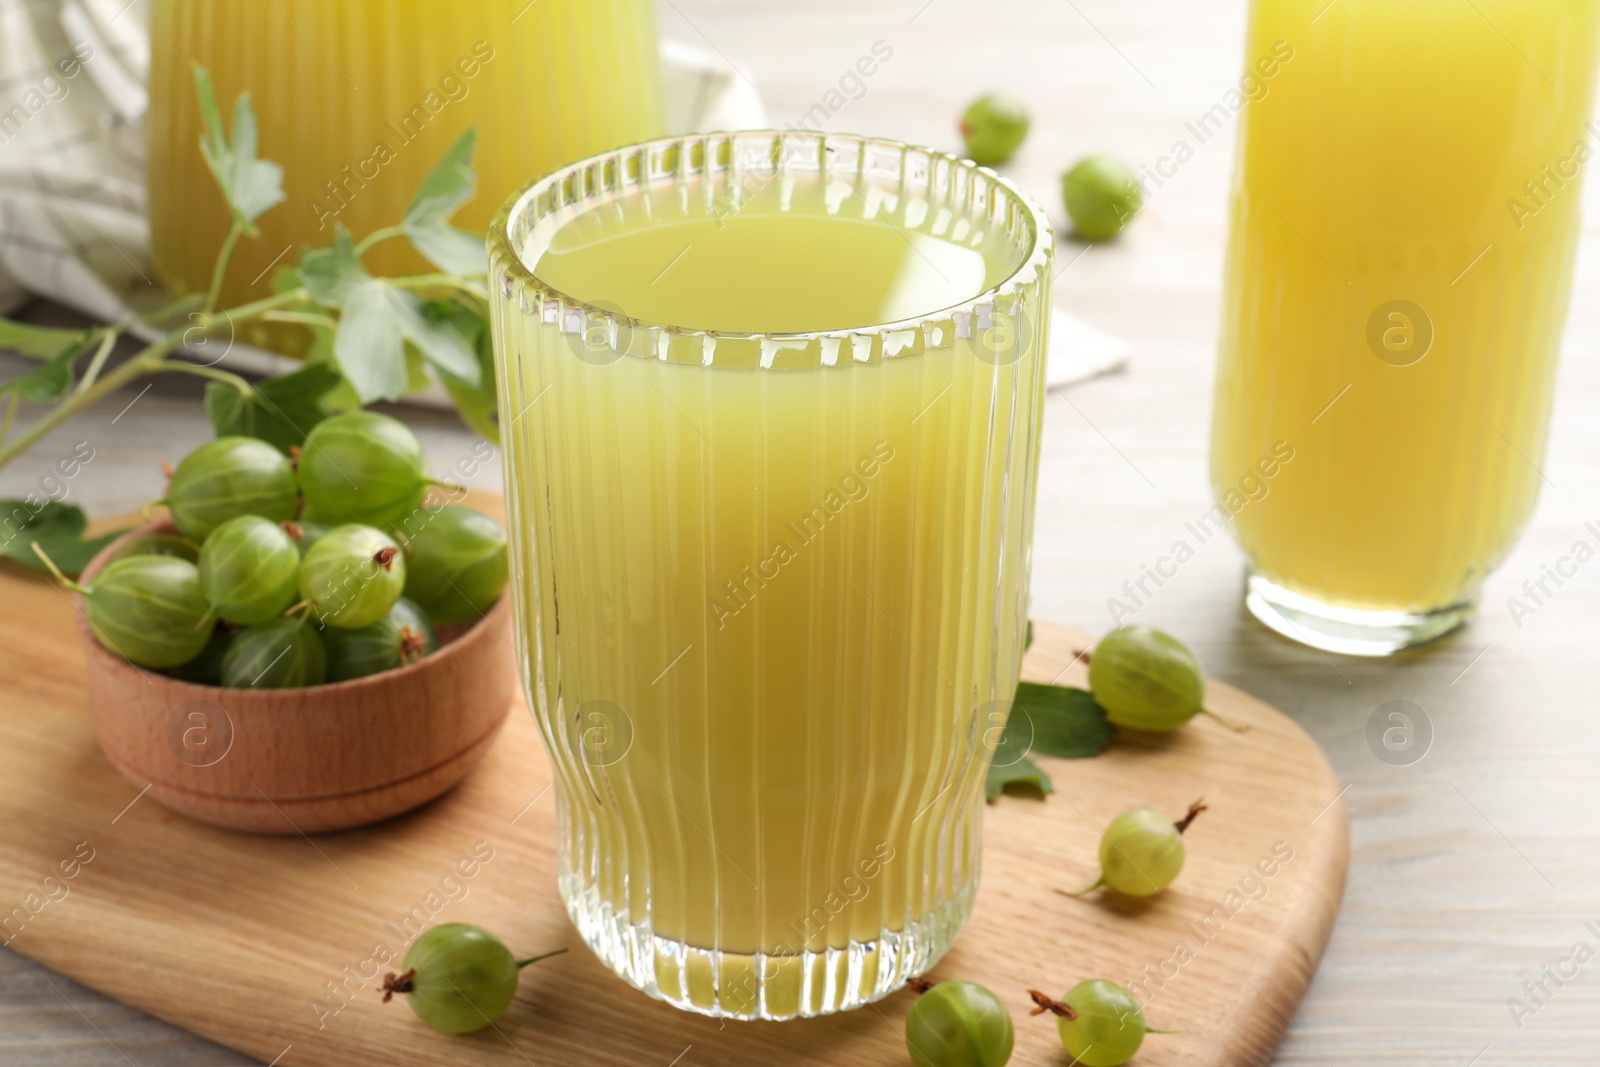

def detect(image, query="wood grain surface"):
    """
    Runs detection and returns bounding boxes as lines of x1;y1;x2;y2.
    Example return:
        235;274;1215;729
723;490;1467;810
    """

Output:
0;545;1347;1067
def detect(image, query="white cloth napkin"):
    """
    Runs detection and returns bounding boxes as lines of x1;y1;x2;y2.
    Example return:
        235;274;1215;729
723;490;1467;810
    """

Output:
0;0;1126;391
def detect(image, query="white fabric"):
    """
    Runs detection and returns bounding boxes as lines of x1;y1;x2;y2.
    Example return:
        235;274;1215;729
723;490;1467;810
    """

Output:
0;0;1125;390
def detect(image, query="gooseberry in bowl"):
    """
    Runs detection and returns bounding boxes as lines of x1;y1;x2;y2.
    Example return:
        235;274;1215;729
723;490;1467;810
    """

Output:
399;505;508;626
155;436;297;542
197;515;300;625
68;518;516;834
298;412;431;529
298;523;406;629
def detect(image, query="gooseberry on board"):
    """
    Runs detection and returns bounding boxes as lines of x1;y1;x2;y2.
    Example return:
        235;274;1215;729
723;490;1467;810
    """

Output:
1063;800;1208;898
1029;981;1158;1067
1087;624;1246;732
382;924;566;1034
905;979;1015;1067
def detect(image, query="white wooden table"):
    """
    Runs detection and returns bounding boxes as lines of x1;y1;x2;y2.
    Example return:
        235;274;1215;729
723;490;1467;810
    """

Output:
5;0;1600;1063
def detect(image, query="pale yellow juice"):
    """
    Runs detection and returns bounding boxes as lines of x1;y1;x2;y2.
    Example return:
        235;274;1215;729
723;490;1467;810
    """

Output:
1213;0;1600;640
491;135;1052;1017
147;0;661;350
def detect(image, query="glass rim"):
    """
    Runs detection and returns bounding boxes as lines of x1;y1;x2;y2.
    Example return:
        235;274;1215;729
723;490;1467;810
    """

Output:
488;130;1055;365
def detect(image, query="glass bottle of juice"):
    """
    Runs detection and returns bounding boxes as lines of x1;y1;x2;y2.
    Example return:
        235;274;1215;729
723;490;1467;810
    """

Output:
146;0;663;354
1212;0;1600;654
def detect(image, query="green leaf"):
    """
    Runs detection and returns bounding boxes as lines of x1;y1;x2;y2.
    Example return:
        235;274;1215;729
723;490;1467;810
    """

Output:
402;128;487;275
0;500;128;579
334;281;411;403
1011;683;1116;759
399;297;480;386
986;747;1054;800
298;229;366;309
271;265;303;295
193;64;285;233
204;362;341;453
440;310;499;444
985;682;1115;801
300;229;479;401
305;324;363;412
0;334;96;403
0;319;88;360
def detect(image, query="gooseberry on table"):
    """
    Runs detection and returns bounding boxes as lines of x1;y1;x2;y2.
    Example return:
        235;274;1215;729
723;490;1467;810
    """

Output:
399;504;508;625
960;93;1030;168
1062;155;1142;242
382;923;566;1034
298;411;431;528
157;436;298;542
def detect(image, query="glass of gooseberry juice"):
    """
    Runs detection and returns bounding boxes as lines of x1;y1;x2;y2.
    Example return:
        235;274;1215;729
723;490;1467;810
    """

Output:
145;0;663;354
488;133;1054;1018
1212;0;1600;655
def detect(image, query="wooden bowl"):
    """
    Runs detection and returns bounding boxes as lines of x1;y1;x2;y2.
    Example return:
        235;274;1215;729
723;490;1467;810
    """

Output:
74;522;517;834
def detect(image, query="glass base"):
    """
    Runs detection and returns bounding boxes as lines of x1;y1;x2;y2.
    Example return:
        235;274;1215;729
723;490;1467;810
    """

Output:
559;869;977;1020
1244;572;1475;656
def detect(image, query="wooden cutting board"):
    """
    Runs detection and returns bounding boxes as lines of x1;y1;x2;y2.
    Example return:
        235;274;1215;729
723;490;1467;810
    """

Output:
0;535;1347;1067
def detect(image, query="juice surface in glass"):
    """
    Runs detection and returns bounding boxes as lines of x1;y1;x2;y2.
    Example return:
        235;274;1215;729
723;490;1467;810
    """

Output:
490;134;1053;1018
1212;0;1600;653
146;0;662;352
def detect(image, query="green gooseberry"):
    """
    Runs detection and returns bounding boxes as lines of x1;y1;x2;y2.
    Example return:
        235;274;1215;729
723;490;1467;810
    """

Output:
107;533;200;565
1088;624;1244;732
323;598;438;682
221;617;326;688
1062;156;1142;242
197;516;301;625
382;923;566;1034
399;505;508;626
1032;981;1155;1067
52;554;214;669
164;627;233;685
960;93;1030;168
1065;801;1207;898
298;524;406;629
298;412;431;528
159;437;298;542
905;980;1015;1067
